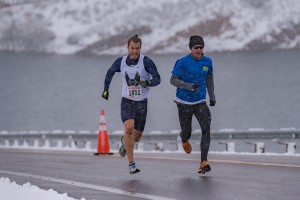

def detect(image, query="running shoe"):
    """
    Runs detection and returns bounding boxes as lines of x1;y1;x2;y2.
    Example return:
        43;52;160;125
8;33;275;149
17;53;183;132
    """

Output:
182;140;192;154
198;160;211;174
129;161;140;174
119;135;126;157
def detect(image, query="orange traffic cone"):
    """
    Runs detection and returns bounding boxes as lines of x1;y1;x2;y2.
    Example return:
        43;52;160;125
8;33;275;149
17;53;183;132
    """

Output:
94;109;114;155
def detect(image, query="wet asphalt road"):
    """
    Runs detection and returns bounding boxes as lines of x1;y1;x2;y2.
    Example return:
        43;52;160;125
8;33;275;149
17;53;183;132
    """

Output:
1;149;300;200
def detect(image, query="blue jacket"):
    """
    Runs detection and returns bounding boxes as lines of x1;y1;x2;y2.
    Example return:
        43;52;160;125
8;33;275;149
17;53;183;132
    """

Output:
171;54;213;103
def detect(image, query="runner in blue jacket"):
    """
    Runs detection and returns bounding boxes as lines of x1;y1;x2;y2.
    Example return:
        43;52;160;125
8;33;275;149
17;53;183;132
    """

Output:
170;35;216;174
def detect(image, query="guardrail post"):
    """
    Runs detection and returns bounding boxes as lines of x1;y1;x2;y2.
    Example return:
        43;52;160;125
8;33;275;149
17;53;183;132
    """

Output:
4;139;9;147
57;140;63;148
22;139;29;148
176;136;184;152
85;141;92;150
33;139;39;148
149;142;164;151
170;136;183;152
156;142;164;151
135;142;144;151
245;141;265;153
277;141;296;154
68;135;76;149
219;141;235;153
44;139;50;148
0;139;9;147
12;139;18;147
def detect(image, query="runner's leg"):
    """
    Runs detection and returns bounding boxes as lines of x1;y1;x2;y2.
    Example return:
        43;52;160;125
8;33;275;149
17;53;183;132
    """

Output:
124;119;135;163
176;103;193;141
194;103;211;162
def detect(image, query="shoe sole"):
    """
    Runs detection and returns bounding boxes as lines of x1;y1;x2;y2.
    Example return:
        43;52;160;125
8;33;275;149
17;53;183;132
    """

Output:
130;169;140;174
198;165;211;174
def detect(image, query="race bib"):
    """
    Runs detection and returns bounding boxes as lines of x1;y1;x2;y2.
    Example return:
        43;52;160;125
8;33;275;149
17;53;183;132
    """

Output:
127;86;142;98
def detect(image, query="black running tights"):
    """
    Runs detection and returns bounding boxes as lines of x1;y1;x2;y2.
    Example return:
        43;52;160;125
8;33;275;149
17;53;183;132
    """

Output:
176;102;211;162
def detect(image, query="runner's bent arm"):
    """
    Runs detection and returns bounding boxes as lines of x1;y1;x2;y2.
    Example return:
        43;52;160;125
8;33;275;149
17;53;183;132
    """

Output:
170;75;198;91
144;56;161;87
104;57;122;90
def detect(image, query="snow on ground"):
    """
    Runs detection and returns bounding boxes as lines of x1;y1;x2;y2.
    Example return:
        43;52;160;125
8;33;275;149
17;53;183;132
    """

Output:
0;177;87;200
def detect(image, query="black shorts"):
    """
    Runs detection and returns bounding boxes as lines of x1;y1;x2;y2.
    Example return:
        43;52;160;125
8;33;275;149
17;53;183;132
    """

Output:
121;97;148;132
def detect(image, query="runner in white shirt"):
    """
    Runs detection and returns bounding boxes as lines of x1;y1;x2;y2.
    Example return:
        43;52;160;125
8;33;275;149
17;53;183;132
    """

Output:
102;34;161;174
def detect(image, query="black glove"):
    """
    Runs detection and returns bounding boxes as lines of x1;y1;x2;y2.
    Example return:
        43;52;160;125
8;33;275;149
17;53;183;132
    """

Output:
186;83;198;92
209;99;216;106
191;84;199;91
140;80;150;88
102;90;109;100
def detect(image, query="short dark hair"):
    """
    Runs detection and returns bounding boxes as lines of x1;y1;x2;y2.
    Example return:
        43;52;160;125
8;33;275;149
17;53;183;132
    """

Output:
128;34;142;47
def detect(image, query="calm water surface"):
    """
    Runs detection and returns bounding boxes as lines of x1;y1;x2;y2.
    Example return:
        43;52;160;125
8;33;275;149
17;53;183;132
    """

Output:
0;50;300;133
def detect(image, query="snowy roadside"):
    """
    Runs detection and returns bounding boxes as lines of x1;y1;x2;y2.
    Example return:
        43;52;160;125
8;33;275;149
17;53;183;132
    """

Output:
0;177;88;200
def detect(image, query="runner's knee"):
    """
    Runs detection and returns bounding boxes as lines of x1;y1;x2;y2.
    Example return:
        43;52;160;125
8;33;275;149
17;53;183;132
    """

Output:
125;128;134;135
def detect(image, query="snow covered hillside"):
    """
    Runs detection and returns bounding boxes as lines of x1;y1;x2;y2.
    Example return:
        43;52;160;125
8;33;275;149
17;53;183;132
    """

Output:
1;0;300;55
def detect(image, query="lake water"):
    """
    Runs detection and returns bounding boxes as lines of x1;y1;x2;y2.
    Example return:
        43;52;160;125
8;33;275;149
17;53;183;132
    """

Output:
0;50;300;133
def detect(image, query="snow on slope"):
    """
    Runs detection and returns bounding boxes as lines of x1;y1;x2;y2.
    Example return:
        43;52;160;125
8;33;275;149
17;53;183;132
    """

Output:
0;0;300;55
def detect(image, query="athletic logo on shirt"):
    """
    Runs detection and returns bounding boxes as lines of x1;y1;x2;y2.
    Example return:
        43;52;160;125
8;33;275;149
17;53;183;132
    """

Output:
125;71;140;86
203;66;208;71
125;71;142;98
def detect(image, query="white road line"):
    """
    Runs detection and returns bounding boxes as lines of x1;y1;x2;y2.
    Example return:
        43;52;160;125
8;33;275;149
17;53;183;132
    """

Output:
0;170;177;200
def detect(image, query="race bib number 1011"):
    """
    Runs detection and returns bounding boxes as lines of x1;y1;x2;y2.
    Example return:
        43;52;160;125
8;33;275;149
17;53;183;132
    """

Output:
127;86;142;98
